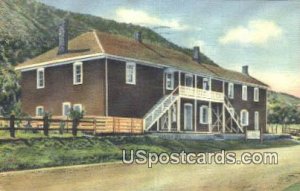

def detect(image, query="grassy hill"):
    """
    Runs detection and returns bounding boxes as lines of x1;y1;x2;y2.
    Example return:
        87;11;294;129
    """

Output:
0;0;215;66
268;91;300;106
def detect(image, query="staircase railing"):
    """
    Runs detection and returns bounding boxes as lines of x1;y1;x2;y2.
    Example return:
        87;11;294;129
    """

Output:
143;87;179;131
224;96;244;133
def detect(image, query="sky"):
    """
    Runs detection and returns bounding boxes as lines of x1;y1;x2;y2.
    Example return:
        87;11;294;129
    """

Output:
38;0;300;97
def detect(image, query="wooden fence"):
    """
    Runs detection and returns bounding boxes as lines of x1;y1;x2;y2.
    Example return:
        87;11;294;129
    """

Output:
0;115;144;138
267;124;300;136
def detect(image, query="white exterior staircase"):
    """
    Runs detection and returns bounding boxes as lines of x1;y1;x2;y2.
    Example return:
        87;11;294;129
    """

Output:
143;87;179;131
224;96;244;133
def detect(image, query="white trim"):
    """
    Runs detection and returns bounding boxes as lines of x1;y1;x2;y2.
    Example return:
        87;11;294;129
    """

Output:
165;72;174;90
184;103;193;131
35;106;44;116
254;87;259;102
105;58;108;116
93;30;105;52
62;102;71;116
254;111;259;130
203;77;209;90
228;82;234;99
199;105;209;124
240;109;249;126
36;68;45;89
73;61;83;85
242;85;248;101
125;62;136;85
73;104;83;112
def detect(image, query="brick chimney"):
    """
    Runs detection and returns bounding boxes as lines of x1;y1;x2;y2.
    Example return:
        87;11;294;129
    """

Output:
57;20;69;55
193;46;201;63
242;65;249;75
134;31;142;43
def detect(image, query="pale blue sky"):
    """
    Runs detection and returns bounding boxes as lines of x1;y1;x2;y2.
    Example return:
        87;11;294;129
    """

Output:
38;0;300;97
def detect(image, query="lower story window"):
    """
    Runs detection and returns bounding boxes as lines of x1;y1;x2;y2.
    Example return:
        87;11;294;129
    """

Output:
62;102;71;116
200;105;209;124
36;106;44;116
240;109;249;126
73;104;83;112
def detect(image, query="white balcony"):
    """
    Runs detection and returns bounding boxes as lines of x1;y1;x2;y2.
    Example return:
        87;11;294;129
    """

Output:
178;86;224;103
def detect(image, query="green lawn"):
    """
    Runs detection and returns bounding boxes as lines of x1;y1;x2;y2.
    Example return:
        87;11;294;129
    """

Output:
0;136;298;172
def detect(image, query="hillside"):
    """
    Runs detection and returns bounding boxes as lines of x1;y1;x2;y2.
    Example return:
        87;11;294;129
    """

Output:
268;91;300;106
0;0;215;66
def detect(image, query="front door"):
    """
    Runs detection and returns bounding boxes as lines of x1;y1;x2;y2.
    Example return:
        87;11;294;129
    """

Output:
184;103;193;131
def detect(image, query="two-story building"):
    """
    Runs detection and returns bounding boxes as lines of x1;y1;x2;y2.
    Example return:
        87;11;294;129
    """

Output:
15;22;268;134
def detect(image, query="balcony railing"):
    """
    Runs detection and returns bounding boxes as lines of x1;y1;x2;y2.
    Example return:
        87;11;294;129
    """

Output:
178;86;224;102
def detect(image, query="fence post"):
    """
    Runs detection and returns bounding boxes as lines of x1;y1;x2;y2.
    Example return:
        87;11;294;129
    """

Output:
72;118;78;136
9;115;15;138
43;115;49;136
93;118;96;135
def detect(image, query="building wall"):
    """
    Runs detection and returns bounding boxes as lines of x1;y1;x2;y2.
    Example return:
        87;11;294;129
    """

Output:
20;59;106;116
107;59;164;118
224;82;267;132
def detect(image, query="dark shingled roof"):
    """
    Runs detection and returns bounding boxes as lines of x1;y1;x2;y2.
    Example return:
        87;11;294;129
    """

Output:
16;31;268;87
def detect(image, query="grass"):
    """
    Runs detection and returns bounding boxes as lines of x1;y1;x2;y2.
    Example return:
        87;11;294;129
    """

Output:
0;135;298;172
0;130;84;139
284;183;300;191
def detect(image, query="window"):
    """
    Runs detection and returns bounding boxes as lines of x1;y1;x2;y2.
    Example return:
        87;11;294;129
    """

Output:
126;62;136;85
36;106;44;116
242;85;247;101
228;83;234;99
37;68;45;89
200;105;209;124
165;72;174;90
254;87;259;102
203;78;210;90
240;110;249;126
171;104;177;123
254;111;259;130
62;102;71;116
73;104;83;112
73;62;83;85
185;74;193;87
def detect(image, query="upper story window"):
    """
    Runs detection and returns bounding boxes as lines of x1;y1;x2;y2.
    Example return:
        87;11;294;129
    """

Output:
73;104;83;112
200;105;209;124
73;62;83;85
37;68;45;89
254;87;259;102
240;109;249;126
203;78;210;90
126;62;136;85
185;74;193;87
165;72;174;90
36;106;44;116
228;83;234;99
242;85;247;101
62;102;71;117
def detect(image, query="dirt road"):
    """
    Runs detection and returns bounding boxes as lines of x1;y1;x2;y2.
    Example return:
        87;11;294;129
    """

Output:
1;145;300;191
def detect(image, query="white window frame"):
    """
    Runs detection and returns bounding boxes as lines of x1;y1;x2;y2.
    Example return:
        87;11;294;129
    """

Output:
240;109;249;126
184;103;193;130
165;72;174;90
36;68;45;89
35;106;44;116
200;105;209;124
242;85;248;101
203;78;209;91
73;61;83;85
126;62;136;85
228;83;234;99
184;74;193;87
254;87;259;102
73;104;83;112
254;111;259;130
62;102;71;117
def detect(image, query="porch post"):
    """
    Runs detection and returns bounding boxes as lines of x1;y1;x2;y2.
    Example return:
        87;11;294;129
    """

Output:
177;99;181;132
194;74;197;132
222;81;226;133
208;77;212;132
